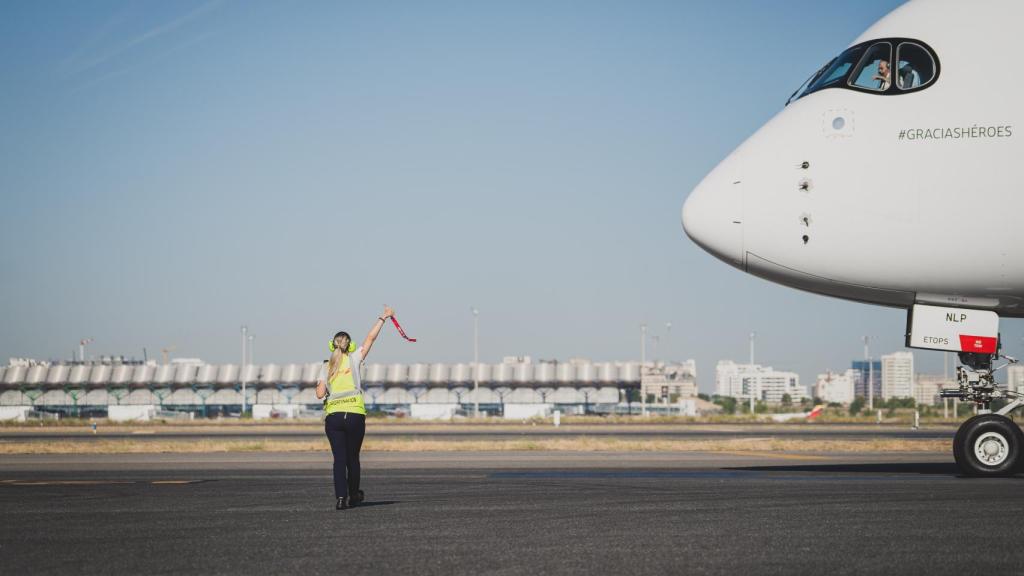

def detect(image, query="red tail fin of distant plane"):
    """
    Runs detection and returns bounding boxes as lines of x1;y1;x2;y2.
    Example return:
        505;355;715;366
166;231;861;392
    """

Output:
807;405;824;420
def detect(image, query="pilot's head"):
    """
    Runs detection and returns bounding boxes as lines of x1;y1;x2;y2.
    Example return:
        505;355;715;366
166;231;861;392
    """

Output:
878;59;890;77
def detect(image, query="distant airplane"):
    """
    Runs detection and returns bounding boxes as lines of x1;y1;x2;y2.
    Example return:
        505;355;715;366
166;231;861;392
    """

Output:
765;405;824;423
682;0;1024;475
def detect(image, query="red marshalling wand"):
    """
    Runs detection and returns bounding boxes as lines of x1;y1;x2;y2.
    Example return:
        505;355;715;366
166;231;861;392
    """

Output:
390;316;417;342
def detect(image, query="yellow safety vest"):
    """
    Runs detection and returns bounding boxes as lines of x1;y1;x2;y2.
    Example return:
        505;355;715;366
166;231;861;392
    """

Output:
324;354;366;416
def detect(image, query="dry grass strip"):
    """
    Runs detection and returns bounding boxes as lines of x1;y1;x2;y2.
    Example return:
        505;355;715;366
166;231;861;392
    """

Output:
0;436;949;455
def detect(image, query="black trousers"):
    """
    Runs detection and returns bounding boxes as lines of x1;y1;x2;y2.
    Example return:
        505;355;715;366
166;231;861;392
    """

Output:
324;412;366;498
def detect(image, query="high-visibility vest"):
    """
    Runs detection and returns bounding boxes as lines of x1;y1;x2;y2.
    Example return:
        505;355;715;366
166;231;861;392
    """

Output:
324;354;366;416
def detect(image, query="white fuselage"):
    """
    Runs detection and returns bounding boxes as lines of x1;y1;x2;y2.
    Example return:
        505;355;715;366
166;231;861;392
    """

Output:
682;0;1024;316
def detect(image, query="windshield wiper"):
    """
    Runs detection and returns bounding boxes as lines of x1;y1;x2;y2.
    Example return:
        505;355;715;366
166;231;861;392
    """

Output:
785;59;833;106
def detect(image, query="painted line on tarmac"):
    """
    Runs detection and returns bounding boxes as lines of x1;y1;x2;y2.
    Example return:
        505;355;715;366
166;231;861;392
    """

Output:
0;480;137;486
0;479;204;486
716;450;830;461
489;470;961;482
492;471;742;479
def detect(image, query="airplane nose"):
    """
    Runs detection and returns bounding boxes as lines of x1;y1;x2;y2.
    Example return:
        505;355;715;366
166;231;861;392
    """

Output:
681;176;744;268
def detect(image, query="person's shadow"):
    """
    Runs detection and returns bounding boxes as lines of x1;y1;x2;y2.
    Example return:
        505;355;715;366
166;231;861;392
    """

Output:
351;500;400;508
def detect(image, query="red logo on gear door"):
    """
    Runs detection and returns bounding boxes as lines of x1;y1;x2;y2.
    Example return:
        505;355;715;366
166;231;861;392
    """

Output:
958;335;997;354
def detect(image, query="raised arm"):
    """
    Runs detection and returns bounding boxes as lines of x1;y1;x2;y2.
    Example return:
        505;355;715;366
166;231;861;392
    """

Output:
361;306;395;360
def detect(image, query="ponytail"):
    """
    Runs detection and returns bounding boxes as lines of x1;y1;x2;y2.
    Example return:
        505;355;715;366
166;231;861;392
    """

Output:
327;346;343;385
327;331;353;385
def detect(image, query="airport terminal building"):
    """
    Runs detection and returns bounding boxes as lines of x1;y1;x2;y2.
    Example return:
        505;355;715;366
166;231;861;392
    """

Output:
0;356;699;419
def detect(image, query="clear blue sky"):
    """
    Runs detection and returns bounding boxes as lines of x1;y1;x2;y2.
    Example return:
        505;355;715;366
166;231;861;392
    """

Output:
3;0;1015;391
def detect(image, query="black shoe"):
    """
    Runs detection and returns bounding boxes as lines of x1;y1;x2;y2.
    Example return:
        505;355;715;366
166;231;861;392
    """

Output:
336;497;348;510
349;490;365;506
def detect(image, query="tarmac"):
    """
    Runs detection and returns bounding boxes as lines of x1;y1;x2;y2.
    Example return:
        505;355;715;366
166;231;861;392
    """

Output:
3;448;1023;575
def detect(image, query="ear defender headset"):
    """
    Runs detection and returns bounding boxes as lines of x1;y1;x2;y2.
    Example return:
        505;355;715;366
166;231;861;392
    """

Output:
328;332;356;353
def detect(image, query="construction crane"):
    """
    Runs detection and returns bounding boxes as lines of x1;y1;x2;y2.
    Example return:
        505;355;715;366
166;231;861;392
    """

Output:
78;338;93;362
161;346;177;364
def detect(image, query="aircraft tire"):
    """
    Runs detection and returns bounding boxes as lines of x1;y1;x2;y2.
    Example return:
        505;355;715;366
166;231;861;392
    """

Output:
953;414;1024;477
952;419;968;469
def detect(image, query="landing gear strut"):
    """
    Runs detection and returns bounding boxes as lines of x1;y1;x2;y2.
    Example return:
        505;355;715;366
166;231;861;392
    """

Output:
942;352;1023;476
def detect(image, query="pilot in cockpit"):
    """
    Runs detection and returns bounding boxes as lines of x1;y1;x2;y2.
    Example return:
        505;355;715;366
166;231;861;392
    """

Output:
897;64;919;89
872;59;891;90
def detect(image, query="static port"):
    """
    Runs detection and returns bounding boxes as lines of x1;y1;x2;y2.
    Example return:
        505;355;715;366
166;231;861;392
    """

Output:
800;161;810;169
802;235;809;244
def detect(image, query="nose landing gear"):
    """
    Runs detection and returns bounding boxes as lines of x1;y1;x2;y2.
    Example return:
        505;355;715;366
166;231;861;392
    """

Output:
943;352;1023;476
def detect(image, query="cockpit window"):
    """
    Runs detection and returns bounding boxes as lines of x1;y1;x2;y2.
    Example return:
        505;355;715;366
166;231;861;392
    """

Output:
896;42;936;89
805;46;865;93
849;42;892;91
785;59;833;105
787;38;939;104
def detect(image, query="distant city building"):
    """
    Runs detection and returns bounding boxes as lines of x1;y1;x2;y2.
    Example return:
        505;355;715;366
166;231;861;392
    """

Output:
714;361;744;398
881;352;914;400
851;360;881;399
715;361;805;405
914;374;952;406
642;361;697;400
1007;365;1024;394
813;369;858;404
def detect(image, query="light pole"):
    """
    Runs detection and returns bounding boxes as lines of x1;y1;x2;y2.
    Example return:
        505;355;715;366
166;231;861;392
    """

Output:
863;336;873;411
79;338;93;362
471;307;479;418
247;333;255;411
241;326;248;417
749;332;756;414
641;324;647;416
665;322;672;361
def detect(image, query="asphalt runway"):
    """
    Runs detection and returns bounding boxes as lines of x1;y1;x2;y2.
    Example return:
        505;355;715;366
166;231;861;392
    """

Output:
0;423;959;442
3;450;1023;575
